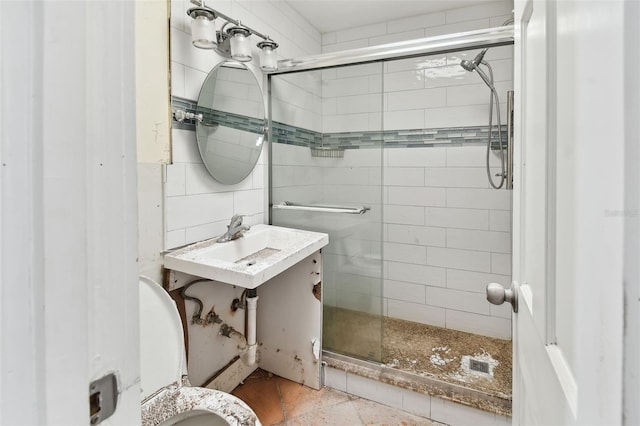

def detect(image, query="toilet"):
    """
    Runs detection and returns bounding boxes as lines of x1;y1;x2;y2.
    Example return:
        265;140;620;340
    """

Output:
139;276;260;426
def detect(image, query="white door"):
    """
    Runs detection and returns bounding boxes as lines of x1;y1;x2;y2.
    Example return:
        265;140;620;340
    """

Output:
1;1;141;424
503;0;627;425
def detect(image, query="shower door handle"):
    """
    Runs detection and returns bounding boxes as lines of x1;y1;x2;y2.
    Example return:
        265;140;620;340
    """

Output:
506;90;514;190
272;201;370;215
486;282;518;313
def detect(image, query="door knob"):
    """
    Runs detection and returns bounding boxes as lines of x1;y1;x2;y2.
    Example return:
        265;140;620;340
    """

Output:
486;282;518;313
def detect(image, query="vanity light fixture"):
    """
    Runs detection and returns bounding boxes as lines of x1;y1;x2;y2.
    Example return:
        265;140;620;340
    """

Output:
186;1;279;71
257;40;278;71
227;25;252;62
187;8;217;49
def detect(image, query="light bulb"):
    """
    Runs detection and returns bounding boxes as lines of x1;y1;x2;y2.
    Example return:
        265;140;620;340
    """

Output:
257;40;278;71
228;26;252;62
187;8;216;49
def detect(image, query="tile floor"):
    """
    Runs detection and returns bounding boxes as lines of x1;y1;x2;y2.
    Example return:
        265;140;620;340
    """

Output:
232;369;441;426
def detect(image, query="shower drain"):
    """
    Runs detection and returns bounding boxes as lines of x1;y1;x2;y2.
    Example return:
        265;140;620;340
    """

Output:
469;359;490;374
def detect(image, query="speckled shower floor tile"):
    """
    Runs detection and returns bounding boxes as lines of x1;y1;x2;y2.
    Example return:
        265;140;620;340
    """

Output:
324;307;512;405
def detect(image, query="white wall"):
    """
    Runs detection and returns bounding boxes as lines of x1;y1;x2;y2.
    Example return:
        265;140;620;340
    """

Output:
167;30;267;249
383;146;512;339
272;144;513;339
624;1;640;423
271;70;322;132
136;0;171;164
321;63;384;133
271;143;384;316
321;0;513;53
321;16;514;135
381;42;513;340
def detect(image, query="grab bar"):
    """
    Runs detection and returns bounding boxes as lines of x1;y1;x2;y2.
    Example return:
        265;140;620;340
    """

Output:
272;201;370;215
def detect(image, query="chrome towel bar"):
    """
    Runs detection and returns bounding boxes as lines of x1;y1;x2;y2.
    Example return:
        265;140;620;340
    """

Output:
272;201;370;215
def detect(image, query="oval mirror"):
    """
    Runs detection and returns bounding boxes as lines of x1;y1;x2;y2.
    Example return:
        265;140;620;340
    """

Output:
195;61;265;185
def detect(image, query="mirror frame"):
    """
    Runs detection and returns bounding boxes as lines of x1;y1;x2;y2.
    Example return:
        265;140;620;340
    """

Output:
194;60;266;185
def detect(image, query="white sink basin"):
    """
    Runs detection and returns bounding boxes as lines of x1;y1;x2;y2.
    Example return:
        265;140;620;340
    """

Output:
164;224;329;289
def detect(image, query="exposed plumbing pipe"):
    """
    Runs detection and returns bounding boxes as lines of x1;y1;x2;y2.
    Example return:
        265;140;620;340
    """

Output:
219;323;247;349
181;279;213;324
181;279;257;365
246;289;259;366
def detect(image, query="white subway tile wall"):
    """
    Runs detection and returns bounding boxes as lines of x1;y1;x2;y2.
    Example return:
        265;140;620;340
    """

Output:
166;0;322;249
275;0;514;339
271;140;384;318
274;99;513;338
321;0;513;53
271;71;322;133
165;128;267;248
321;1;514;134
383;145;513;339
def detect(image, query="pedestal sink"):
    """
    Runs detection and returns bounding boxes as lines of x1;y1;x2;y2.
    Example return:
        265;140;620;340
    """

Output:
163;224;329;289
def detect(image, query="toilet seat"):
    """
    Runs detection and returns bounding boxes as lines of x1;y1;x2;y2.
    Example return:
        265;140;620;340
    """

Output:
142;387;258;426
139;276;260;426
139;275;187;400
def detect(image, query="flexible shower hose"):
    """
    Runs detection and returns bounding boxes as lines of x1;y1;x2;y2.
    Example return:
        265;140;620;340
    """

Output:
476;61;506;189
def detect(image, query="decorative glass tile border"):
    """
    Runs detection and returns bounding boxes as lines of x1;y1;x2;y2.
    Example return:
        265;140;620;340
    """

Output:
271;121;322;147
320;126;508;149
171;96;265;134
172;96;507;149
274;123;507;150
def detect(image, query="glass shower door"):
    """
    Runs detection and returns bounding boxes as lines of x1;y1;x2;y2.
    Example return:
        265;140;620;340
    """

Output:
269;63;384;362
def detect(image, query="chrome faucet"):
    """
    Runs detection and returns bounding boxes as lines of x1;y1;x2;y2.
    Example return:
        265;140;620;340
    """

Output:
217;214;250;242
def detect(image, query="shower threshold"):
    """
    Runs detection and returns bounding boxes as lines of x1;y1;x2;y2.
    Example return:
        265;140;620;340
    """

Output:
322;308;512;417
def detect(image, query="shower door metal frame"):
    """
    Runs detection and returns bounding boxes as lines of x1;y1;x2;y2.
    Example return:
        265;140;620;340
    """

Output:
269;25;514;75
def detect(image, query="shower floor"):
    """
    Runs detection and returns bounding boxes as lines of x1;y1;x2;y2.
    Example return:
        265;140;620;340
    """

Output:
323;306;512;415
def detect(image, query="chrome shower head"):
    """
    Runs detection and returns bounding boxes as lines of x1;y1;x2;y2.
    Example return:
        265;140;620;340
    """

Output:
460;59;476;72
460;48;488;72
460;15;512;72
460;48;496;90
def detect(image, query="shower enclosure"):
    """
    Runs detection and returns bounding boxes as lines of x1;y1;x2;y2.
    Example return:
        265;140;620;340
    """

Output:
270;61;386;362
268;27;514;412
